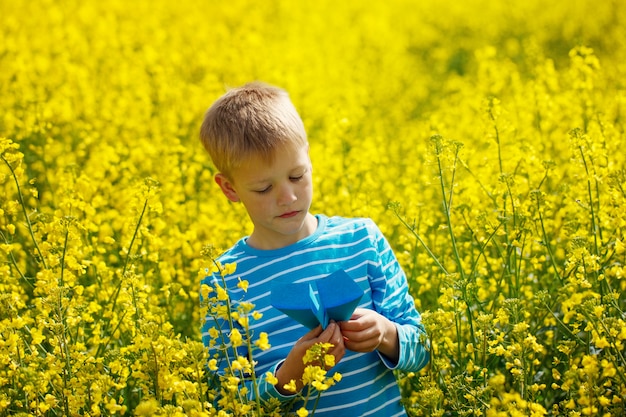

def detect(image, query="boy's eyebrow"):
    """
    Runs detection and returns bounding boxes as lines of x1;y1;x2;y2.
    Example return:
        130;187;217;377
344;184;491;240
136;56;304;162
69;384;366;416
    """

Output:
247;165;309;186
247;178;271;187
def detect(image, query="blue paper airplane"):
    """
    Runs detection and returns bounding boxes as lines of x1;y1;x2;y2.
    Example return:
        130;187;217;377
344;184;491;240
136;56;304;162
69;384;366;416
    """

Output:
270;270;364;329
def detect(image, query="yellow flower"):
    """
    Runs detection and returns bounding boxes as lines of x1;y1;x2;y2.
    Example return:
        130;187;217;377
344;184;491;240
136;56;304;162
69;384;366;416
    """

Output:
231;360;243;371
238;301;254;313
593;305;604;318
254;332;271;350
235;355;251;371
105;398;124;413
581;354;599;378
225;376;240;391
324;354;335;368
236;315;249;327
489;373;506;389
200;284;212;299
312;380;329;391
208;327;219;339
134;398;159;416
601;360;616;378
215;284;228;301
283;380;298;393
296;407;309;417
616;238;625;255
593;333;610;349
237;278;249;292
265;371;278;386
229;328;243;347
302;366;327;387
303;342;333;365
222;262;237;276
512;322;529;334
30;327;46;345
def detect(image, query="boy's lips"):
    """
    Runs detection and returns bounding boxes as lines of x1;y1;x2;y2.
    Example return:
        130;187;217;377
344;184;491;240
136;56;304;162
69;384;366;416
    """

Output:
279;210;300;218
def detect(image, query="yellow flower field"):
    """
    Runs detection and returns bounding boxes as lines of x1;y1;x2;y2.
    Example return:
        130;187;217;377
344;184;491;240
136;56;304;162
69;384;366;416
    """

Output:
1;0;625;415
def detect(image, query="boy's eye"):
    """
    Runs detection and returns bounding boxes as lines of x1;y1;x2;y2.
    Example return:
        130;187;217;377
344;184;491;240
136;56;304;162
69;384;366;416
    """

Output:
253;173;305;193
255;186;272;194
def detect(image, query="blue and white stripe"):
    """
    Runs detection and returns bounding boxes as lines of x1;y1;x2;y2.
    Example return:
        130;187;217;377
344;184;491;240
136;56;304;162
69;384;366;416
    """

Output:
201;215;429;416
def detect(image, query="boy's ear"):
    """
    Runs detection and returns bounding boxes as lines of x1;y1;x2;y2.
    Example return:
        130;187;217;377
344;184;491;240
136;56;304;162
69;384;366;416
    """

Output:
215;173;240;203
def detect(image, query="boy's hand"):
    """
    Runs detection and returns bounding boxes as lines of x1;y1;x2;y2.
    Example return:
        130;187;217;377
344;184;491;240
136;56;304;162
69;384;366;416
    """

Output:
338;308;399;362
275;321;345;394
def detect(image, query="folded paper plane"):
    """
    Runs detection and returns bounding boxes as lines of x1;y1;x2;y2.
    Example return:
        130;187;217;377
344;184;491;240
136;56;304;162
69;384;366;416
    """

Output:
270;270;364;329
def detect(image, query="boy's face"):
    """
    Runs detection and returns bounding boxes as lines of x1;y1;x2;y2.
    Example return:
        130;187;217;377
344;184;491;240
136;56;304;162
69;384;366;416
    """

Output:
215;143;316;250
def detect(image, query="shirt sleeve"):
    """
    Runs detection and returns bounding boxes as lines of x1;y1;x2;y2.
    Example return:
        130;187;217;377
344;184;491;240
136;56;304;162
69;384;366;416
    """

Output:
367;220;430;372
256;361;298;402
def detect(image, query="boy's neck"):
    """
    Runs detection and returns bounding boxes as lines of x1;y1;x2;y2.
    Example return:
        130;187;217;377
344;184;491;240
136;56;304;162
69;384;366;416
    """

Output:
247;213;318;250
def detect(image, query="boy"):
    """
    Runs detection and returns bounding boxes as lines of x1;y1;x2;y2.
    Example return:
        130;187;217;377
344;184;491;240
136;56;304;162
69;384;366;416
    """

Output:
199;81;429;416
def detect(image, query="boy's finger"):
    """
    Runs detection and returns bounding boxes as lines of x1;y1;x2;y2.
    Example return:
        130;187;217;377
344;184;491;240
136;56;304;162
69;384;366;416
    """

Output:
330;323;345;347
350;307;366;319
339;319;364;332
315;321;339;343
300;325;324;341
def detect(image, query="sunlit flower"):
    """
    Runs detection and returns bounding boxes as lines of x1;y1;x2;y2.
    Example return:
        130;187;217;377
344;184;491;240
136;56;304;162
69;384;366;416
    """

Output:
229;328;243;347
265;371;278;385
237;278;249;292
254;332;271;350
283;380;297;393
215;284;229;301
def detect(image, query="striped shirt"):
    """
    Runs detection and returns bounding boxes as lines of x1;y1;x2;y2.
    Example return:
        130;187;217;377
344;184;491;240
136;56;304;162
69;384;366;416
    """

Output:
201;215;429;416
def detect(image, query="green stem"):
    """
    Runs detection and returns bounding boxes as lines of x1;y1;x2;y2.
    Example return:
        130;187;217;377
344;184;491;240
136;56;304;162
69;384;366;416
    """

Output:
435;143;476;351
244;323;261;411
310;391;322;417
435;145;465;282
0;229;33;289
60;220;70;288
389;205;449;275
94;308;128;359
212;260;240;363
1;154;48;269
57;326;72;416
578;146;600;257
594;317;626;385
98;196;149;354
488;103;504;176
454;298;463;364
151;342;161;403
123;198;149;277
534;196;562;284
540;299;585;345
482;330;488;387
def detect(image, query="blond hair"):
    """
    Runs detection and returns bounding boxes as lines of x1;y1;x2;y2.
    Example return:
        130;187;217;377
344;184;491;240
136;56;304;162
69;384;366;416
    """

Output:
199;81;308;176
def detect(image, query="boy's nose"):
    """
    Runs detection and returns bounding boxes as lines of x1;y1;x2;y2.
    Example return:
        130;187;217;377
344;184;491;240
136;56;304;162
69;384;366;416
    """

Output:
277;184;297;205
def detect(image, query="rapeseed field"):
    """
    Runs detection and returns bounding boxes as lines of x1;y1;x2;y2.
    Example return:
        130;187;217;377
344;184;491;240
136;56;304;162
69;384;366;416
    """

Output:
1;0;625;415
